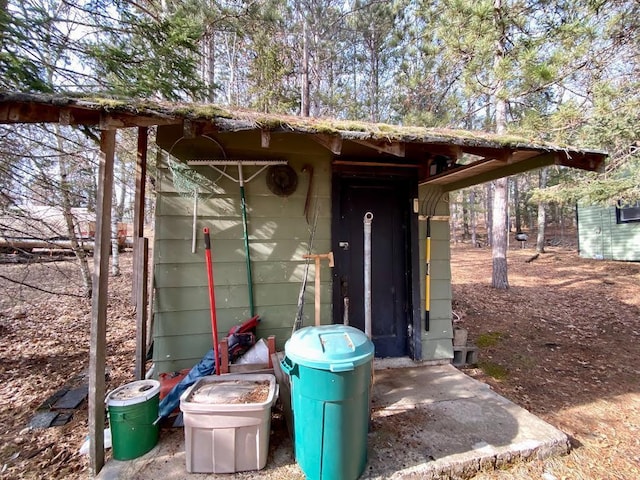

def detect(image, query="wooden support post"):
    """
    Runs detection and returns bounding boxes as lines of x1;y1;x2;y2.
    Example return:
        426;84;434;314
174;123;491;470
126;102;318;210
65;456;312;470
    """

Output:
267;336;276;368
220;338;230;374
89;129;116;476
132;127;148;306
134;237;149;380
302;252;334;326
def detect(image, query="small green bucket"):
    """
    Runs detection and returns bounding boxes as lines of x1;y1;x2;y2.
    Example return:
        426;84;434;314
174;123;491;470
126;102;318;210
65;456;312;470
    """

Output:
106;379;160;461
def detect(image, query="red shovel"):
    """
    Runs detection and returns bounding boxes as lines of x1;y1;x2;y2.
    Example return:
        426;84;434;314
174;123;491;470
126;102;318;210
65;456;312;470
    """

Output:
203;227;221;375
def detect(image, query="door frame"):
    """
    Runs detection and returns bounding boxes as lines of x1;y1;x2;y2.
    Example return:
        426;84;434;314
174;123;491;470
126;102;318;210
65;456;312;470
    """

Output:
331;163;422;360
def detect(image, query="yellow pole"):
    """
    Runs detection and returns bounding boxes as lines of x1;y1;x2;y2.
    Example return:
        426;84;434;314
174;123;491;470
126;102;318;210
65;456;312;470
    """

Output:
425;217;431;332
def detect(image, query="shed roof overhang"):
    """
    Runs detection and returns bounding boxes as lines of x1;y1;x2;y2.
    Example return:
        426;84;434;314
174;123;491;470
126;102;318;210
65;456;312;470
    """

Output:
0;91;607;191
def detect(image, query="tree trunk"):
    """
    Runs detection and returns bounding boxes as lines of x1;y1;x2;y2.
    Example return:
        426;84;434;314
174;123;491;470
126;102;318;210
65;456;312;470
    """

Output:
485;182;493;247
55;125;92;297
450;196;458;243
207;30;215;103
536;167;548;253
470;189;477;247
111;211;120;276
513;176;522;233
111;156;126;276
491;0;509;290
462;192;470;240
369;32;380;123
491;177;509;289
301;21;310;117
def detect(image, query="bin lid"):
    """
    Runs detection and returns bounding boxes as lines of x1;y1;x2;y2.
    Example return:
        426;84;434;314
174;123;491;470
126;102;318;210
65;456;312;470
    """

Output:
106;379;160;407
284;325;374;372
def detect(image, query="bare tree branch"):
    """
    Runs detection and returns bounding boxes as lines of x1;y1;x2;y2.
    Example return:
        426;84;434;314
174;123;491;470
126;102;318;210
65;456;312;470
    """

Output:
0;272;86;298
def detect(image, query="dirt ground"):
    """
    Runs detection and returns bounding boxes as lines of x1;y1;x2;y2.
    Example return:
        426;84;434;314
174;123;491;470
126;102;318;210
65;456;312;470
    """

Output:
0;244;639;479
452;243;640;480
0;253;136;479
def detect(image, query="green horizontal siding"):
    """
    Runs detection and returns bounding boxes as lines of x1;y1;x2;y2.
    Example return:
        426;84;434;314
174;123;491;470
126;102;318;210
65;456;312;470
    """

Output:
155;283;331;312
422;338;455;362
155;215;330;241
424;317;454;340
429;279;452;301
154;238;332;264
418;188;454;361
158;154;332;197
155;261;332;288
578;205;640;261
610;221;640;261
153;151;334;374
427;300;452;322
157;191;332;219
155;306;323;337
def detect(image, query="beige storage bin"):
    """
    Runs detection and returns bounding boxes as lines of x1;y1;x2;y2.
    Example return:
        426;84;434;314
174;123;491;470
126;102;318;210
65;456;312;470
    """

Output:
179;373;278;473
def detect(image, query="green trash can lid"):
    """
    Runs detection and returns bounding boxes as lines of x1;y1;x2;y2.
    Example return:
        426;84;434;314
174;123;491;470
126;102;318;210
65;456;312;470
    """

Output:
284;325;374;372
106;379;160;407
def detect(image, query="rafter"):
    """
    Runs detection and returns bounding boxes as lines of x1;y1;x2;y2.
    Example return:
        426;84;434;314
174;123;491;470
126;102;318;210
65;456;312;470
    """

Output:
311;133;342;155
351;139;406;157
261;129;270;148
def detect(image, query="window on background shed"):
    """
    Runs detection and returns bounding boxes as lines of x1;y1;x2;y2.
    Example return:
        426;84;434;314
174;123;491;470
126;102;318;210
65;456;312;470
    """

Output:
616;201;640;224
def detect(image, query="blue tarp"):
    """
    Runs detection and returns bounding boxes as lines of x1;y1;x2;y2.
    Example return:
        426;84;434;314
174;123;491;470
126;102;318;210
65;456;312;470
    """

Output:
157;348;217;419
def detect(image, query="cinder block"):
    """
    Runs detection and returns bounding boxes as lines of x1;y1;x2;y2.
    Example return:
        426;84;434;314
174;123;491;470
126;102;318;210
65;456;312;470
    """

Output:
452;345;479;367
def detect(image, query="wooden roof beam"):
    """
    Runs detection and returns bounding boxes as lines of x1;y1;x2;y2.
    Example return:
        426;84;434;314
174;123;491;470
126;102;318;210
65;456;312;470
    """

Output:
311;133;342;155
0;100;180;128
0;103;58;123
416;143;462;158
261;130;270;148
436;153;557;192
464;147;512;162
351;139;406;157
99;113;126;130
556;151;605;172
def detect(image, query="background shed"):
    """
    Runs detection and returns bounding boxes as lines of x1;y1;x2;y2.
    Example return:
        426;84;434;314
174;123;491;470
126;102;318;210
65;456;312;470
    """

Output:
577;204;640;261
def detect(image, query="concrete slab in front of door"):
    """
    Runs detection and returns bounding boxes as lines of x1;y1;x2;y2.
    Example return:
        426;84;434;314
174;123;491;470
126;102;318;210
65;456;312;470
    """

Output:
365;364;569;479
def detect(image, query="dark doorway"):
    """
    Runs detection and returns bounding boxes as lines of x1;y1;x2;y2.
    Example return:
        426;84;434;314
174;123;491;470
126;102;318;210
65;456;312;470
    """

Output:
332;169;416;358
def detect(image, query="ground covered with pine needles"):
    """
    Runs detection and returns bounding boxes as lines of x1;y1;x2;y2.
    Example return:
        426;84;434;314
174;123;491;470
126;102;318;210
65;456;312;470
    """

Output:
453;244;640;479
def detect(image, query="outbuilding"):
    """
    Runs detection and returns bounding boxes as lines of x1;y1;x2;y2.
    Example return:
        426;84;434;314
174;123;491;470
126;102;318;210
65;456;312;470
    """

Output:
577;203;640;261
151;112;605;371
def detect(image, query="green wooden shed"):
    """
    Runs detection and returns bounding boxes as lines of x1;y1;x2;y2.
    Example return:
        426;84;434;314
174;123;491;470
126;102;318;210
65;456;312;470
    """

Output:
151;111;607;373
577;203;640;261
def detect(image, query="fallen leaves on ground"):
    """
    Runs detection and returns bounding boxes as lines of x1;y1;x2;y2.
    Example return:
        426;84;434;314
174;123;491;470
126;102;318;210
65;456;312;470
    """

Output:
453;244;640;479
0;253;136;479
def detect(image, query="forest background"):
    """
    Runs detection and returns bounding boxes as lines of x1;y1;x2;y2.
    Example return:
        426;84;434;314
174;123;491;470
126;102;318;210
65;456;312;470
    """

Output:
0;0;638;292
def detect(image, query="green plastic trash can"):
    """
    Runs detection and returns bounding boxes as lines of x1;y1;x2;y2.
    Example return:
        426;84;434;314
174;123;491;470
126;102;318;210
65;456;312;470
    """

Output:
282;325;374;480
106;379;160;461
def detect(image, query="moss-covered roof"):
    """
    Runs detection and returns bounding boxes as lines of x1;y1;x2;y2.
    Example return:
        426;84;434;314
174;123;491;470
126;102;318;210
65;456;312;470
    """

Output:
0;91;606;156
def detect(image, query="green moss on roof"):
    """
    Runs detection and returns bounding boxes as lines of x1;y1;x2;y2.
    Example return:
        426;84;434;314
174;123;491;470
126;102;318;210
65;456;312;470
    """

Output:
172;103;234;120
0;91;607;155
85;97;130;109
